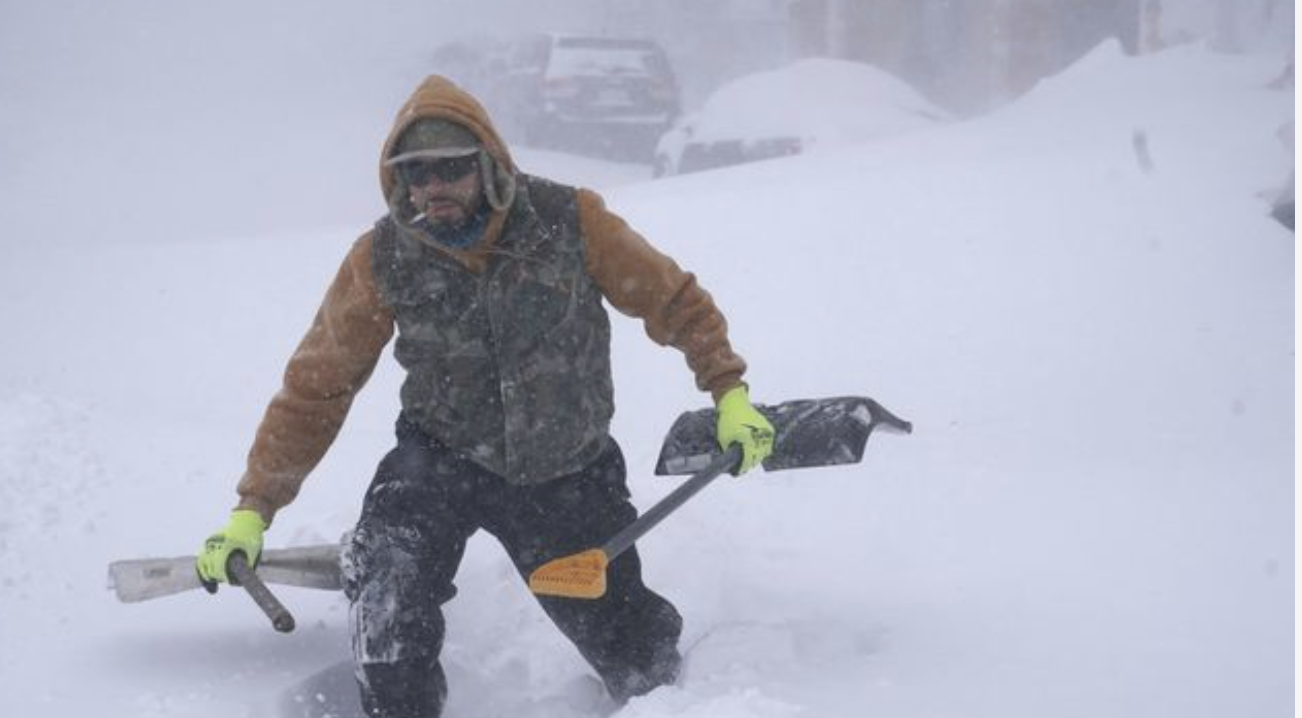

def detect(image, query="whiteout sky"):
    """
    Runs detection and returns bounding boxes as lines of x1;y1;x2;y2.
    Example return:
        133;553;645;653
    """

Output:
2;1;1287;246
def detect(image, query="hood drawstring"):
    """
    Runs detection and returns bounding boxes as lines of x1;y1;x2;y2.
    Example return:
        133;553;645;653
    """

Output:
480;151;516;212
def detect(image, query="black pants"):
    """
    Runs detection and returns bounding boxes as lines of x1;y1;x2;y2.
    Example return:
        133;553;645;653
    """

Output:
344;418;683;718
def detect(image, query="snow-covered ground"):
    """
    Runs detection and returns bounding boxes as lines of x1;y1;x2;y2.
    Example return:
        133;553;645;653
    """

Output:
0;40;1293;718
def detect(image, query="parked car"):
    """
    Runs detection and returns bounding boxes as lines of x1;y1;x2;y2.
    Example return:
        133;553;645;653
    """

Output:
429;35;513;101
486;34;680;161
654;59;949;176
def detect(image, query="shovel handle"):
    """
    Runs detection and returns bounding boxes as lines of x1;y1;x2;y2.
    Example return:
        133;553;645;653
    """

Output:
602;444;742;561
228;552;296;633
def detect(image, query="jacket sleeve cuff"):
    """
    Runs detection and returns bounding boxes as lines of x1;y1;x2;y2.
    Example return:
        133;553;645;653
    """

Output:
710;378;746;404
234;495;277;529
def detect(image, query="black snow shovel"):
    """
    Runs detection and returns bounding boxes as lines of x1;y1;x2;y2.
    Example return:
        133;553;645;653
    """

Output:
108;396;909;624
527;395;911;600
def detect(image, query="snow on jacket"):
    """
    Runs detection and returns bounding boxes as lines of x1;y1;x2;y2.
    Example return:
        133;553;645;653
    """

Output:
235;75;746;524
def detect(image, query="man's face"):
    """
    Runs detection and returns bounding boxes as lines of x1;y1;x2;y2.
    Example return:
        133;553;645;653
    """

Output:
401;153;484;229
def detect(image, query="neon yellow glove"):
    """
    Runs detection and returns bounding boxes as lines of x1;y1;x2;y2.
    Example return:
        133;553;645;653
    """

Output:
196;509;266;591
715;385;775;474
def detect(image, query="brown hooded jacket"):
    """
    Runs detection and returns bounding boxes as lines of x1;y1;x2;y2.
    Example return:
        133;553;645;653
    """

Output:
235;76;746;524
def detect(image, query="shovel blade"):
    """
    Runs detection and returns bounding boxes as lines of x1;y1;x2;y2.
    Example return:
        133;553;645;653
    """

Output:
108;543;344;603
527;549;610;599
655;395;911;476
108;554;203;602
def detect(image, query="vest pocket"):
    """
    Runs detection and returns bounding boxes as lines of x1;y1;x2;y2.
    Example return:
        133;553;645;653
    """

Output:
491;263;580;356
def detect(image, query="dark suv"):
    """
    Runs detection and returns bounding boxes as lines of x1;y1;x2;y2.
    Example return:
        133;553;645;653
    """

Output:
488;35;680;161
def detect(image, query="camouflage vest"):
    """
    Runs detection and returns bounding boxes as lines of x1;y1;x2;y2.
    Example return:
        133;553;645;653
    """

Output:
371;176;614;484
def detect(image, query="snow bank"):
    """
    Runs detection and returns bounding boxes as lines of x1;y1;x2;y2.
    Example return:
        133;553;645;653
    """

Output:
690;58;949;148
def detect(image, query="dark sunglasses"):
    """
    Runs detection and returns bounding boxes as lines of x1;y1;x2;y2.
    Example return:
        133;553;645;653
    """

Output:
399;154;480;186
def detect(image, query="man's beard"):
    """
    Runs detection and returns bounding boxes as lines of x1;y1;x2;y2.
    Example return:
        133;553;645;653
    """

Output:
420;195;475;230
415;199;489;249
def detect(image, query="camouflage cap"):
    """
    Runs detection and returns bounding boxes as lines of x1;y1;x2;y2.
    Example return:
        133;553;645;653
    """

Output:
385;118;482;165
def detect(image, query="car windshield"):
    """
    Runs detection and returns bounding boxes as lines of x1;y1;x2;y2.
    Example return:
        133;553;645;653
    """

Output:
546;38;663;79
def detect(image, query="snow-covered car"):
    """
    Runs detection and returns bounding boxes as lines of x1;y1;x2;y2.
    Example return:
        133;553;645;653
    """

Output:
487;34;680;161
653;59;949;176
